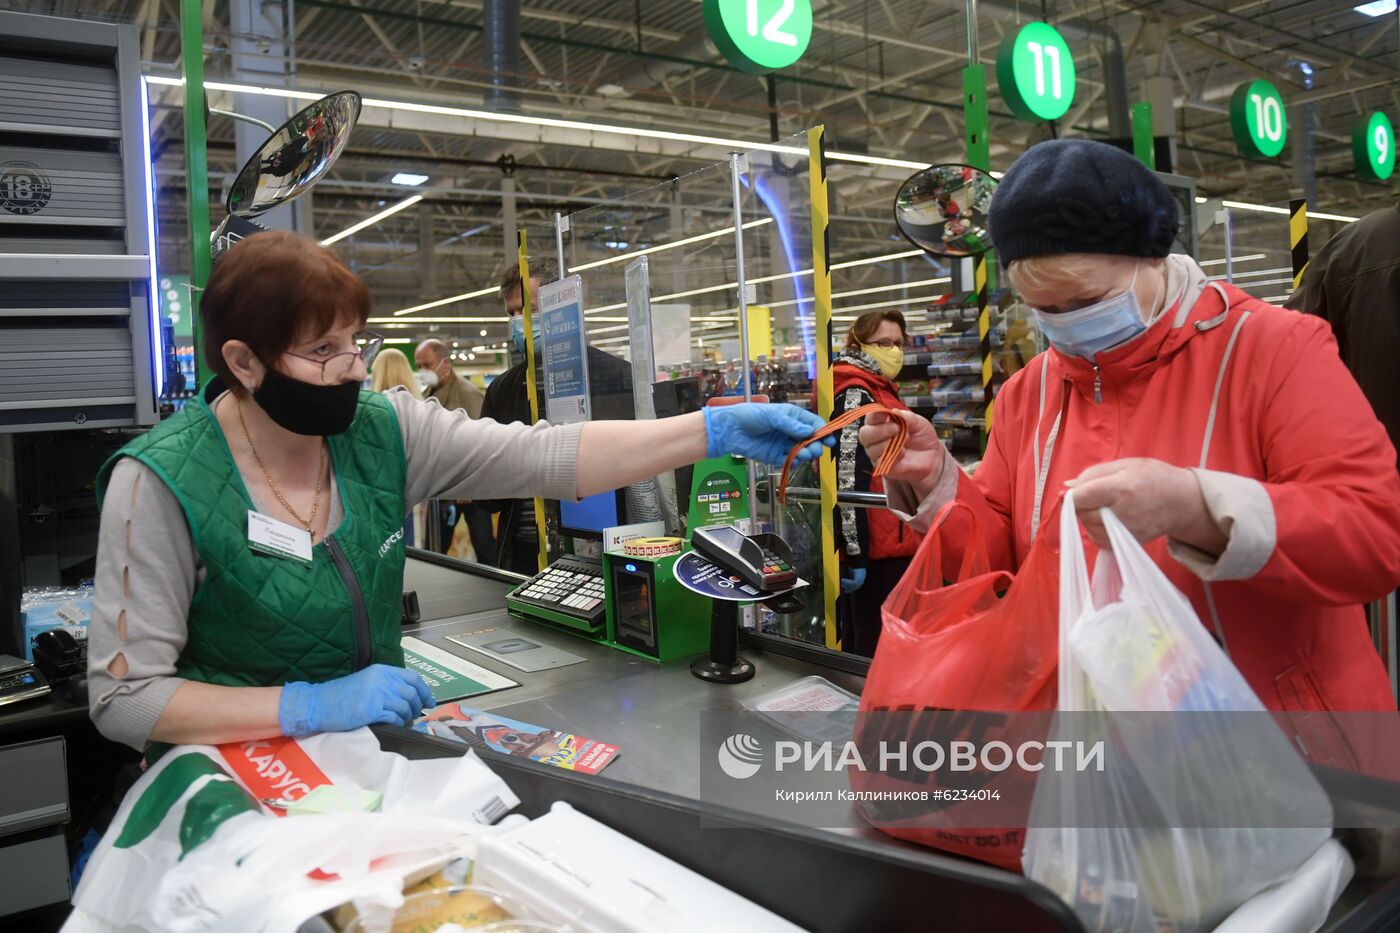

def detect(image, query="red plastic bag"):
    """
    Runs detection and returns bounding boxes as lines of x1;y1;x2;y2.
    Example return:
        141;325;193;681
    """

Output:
853;499;1060;871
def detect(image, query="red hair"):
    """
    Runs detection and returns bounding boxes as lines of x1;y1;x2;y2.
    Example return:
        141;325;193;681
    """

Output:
201;231;371;393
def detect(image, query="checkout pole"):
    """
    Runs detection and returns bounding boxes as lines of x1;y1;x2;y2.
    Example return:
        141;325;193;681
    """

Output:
730;153;759;636
179;0;213;388
963;0;994;441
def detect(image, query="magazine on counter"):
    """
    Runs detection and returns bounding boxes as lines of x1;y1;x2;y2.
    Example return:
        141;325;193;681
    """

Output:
414;703;620;776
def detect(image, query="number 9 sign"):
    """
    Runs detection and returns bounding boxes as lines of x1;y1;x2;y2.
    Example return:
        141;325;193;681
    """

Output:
1353;112;1395;181
1230;80;1288;159
704;0;813;74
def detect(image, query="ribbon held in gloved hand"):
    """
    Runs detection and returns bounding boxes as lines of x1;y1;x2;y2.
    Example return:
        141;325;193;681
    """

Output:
777;403;909;504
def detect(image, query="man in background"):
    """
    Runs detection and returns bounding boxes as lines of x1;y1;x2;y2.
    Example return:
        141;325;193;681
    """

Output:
481;257;634;575
1285;204;1400;460
414;337;494;563
1287;204;1400;723
415;338;484;419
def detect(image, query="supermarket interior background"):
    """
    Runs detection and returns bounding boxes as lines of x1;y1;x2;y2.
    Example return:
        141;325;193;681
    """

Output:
2;0;1400;930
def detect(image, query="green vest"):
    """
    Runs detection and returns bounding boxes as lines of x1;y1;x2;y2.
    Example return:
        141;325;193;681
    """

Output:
96;386;409;687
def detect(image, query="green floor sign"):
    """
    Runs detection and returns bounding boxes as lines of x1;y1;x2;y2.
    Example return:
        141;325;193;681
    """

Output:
1230;80;1288;158
401;636;518;703
704;0;812;74
1354;111;1395;181
997;22;1076;122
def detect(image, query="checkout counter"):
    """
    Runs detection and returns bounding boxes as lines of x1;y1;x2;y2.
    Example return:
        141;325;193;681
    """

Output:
0;547;1398;930
374;548;1400;933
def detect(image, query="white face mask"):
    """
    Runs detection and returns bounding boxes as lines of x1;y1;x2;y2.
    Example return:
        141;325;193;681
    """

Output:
1031;262;1147;359
415;368;439;390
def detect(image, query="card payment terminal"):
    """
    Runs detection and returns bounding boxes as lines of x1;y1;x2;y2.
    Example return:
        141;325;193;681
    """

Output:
690;524;797;592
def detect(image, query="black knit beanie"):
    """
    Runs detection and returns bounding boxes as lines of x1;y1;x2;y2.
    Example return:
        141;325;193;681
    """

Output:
989;139;1179;268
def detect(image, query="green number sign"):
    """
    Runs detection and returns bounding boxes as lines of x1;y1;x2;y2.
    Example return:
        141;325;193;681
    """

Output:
1229;80;1288;158
1353;111;1395;181
996;23;1076;122
704;0;813;74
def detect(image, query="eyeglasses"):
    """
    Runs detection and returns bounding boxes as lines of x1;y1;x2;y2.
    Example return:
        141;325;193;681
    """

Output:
285;331;384;384
865;337;910;350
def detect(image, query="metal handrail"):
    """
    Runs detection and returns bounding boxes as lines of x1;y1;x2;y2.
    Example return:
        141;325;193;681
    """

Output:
776;487;890;509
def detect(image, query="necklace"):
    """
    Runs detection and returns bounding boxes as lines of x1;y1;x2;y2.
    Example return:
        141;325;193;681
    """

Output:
237;399;327;537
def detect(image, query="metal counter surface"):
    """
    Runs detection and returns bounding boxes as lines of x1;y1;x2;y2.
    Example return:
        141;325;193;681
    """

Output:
403;555;866;800
397;558;1400;930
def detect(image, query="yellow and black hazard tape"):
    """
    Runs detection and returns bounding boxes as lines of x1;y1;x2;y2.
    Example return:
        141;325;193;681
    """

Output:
1290;198;1309;291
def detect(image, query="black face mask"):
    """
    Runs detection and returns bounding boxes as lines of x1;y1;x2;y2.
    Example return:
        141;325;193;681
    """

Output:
252;367;360;436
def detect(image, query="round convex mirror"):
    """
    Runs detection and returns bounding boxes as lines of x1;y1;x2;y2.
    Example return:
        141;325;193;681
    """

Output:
893;163;998;256
226;90;362;217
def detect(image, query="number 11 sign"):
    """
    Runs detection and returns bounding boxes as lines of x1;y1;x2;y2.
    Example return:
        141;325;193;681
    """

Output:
997;22;1076;122
705;0;813;74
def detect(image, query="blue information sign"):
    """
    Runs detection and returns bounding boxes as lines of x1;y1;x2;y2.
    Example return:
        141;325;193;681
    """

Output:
538;274;590;423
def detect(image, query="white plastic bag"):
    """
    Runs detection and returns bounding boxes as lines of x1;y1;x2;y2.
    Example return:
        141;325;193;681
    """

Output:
1022;494;1334;933
1214;838;1353;933
65;728;521;933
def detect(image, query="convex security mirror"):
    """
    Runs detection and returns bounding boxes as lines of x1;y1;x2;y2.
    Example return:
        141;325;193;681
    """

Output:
893;163;998;256
212;90;362;256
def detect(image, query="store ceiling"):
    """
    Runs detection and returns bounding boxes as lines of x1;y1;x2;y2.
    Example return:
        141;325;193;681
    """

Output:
12;0;1399;346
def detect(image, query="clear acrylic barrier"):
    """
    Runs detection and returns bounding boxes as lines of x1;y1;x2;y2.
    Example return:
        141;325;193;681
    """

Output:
513;132;1052;656
1195;198;1352;307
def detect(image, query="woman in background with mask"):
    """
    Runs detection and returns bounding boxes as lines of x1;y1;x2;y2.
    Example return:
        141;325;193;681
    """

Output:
826;310;922;656
88;232;831;752
861;139;1400;712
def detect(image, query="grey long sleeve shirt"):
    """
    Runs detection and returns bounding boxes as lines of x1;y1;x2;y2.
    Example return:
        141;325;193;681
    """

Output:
88;388;582;750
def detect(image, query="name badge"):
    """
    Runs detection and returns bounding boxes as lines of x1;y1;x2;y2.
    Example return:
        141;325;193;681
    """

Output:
247;510;314;564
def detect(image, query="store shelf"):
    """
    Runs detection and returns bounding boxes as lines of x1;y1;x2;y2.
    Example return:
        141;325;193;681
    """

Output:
927;361;982;377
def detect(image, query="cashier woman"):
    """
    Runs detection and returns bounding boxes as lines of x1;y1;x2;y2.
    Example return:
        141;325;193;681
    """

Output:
88;231;830;751
862;139;1400;713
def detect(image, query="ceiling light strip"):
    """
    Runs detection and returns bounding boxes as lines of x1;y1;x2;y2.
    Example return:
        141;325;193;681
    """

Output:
394;285;498;316
149;75;1363;224
1198;253;1266;267
321;194;422;246
570;218;774;273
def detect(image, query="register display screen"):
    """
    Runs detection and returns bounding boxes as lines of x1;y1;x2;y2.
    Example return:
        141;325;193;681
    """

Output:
701;526;747;550
560;491;619;537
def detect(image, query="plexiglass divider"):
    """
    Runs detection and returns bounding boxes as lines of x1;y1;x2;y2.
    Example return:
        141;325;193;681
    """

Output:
513;128;1050;655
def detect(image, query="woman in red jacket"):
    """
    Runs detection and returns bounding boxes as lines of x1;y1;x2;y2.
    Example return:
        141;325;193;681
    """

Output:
863;139;1400;714
829;310;922;656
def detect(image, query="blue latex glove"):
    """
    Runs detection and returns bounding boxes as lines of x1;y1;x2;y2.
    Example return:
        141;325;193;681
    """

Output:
279;664;436;737
703;403;833;466
840;567;867;593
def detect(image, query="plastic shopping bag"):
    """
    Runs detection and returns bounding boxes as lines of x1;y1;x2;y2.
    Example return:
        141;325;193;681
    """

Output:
1022;494;1333;933
66;728;520;933
853;499;1059;870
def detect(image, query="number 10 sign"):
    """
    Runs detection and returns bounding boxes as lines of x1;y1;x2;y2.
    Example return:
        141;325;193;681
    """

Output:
1230;80;1288;159
997;22;1076;122
705;0;813;74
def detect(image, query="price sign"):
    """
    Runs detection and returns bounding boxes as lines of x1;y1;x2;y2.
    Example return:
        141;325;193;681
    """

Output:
996;22;1076;122
1229;80;1288;158
1353;111;1395;181
704;0;813;74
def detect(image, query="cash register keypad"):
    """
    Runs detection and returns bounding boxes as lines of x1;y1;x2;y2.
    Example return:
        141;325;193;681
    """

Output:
509;558;608;629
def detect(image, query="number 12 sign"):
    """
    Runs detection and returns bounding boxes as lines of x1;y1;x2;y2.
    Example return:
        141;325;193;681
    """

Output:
705;0;813;74
1230;80;1288;159
997;22;1076;122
